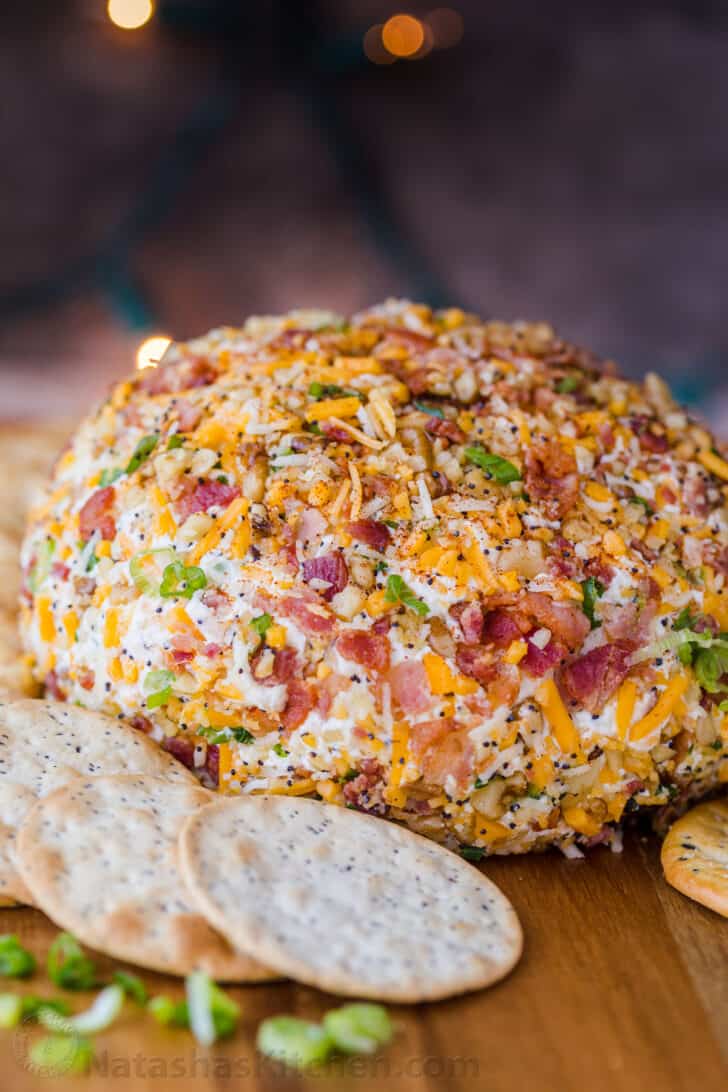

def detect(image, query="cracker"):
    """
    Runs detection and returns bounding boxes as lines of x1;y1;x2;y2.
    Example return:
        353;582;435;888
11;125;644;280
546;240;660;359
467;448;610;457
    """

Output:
661;798;728;918
0;698;196;905
179;795;523;1002
16;775;275;981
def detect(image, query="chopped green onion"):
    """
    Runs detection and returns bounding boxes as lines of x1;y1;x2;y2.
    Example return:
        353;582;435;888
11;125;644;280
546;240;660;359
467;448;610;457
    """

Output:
674;607;699;631
580;577;605;630
39;985;124;1035
0;995;71;1028
47;934;98;991
143;669;175;711
322;1004;393;1054
112;971;148;1005
125;434;159;475
384;574;428;617
99;467;123;487
159;560;207;599
23;997;71;1020
308;382;360;401
29;538;56;594
464;446;521;484
185;972;239;1046
148;995;189;1027
628;495;654;515
129;549;176;595
198;726;255;745
0;934;36;978
555;374;580;394
720;700;728;713
29;1035;93;1076
0;994;22;1028
250;613;272;638
460;845;485;862
257;1016;334;1068
413;401;444;418
273;743;289;757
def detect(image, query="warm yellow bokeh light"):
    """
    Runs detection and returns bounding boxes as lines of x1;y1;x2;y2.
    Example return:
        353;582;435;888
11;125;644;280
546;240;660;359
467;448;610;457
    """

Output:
107;0;154;31
136;335;171;371
381;14;425;58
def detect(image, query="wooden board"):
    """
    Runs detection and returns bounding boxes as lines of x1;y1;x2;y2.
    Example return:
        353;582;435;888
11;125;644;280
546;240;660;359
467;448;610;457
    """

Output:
1;829;726;1092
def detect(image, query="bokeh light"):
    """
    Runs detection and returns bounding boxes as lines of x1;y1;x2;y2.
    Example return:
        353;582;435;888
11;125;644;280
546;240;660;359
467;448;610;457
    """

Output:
107;0;154;32
363;24;396;66
136;335;171;371
381;14;425;59
425;8;465;50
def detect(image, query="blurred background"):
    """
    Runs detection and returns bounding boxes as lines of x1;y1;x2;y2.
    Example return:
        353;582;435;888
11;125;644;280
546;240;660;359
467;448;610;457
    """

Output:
1;0;727;430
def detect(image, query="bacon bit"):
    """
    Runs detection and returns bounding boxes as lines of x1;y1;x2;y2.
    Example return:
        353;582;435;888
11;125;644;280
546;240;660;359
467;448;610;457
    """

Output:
315;673;350;717
684;475;710;518
203;643;223;658
175;480;240;523
372;615;392;636
130;713;154;734
346;519;391;552
424;417;466;444
455;644;498;685
175;400;203;433
44;670;66;701
524;439;579;519
77;669;95;691
51;562;71;581
409;718;474;793
521;591;590;650
598;423;616;452
388;660;431;715
521;638;567;677
583;555;614;587
79;486;116;542
630;538;659;563
201;588;228;610
74;576;96;598
302;552;349;601
703;541;728;576
560;643;633;713
162;735;196;769
601;581;658;646
137;356;217;396
205;744;220;786
481;609;524;647
547;536;579;580
342;758;386;815
337;630;391;673
450;601;484;644
631;415;669;453
320;422;354;443
625;777;645;795
280;596;335;636
170;649;194;665
251;646;299;686
281;680;313;732
296;507;327;544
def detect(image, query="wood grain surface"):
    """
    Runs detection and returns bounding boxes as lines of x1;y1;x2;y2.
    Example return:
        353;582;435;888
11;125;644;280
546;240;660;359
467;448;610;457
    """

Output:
1;829;726;1092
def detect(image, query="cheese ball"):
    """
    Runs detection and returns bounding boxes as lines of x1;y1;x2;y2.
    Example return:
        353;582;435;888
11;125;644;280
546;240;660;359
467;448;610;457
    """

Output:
20;301;728;856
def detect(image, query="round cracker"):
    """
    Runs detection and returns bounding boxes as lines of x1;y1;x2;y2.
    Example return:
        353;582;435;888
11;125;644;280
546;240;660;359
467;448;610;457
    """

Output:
0;698;196;905
661;798;728;918
16;775;276;981
179;795;523;1002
